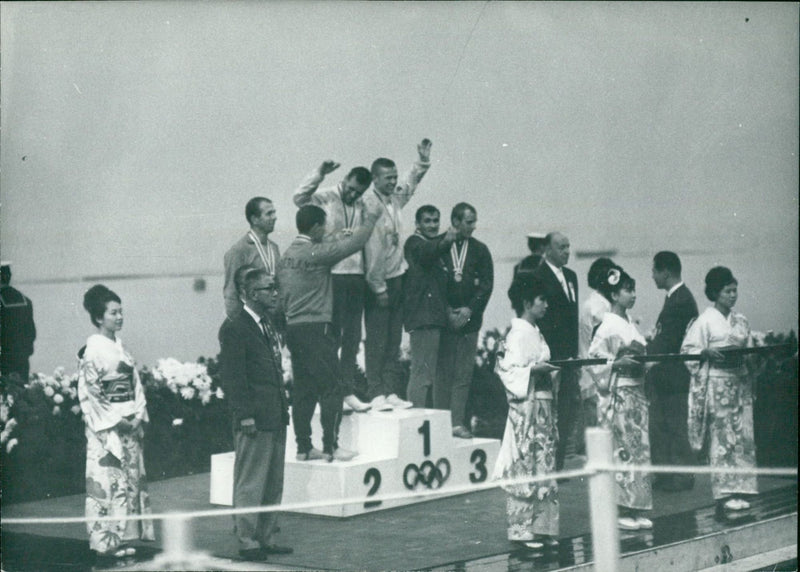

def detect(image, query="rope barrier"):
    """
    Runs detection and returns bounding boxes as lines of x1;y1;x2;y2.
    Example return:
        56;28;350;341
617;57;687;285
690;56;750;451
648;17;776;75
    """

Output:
3;463;795;526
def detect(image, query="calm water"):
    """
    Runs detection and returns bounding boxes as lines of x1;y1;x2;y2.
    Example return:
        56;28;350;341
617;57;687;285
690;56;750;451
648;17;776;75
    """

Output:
20;247;799;375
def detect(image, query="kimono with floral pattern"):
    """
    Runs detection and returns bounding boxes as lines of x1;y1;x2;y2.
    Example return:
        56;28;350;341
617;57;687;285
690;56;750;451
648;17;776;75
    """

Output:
493;318;559;539
78;334;154;553
681;307;757;500
588;313;652;510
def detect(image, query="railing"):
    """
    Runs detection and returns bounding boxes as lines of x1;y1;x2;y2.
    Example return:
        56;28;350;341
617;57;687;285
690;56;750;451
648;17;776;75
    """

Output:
3;427;797;571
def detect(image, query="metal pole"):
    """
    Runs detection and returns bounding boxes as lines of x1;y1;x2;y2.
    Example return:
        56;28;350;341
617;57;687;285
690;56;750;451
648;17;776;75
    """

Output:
162;513;192;561
586;427;620;571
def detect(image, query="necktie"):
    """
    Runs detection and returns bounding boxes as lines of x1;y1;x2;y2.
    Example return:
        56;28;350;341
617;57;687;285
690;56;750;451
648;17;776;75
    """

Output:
260;318;283;369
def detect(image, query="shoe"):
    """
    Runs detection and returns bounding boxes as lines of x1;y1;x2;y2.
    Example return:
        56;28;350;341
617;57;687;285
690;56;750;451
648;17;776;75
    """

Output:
332;447;358;461
261;544;293;555
537;536;559;548
296;447;329;461
635;517;653;529
344;394;371;412
618;517;640;530
724;498;750;511
514;540;545;550
452;425;473;439
370;395;394;411
239;548;269;561
386;393;413;409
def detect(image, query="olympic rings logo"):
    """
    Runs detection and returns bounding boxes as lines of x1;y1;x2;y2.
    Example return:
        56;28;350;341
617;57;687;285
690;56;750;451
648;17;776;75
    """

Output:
403;458;451;490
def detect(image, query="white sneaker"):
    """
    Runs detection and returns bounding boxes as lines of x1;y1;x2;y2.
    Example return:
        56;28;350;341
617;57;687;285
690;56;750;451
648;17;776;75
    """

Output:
635;517;653;529
617;517;640;530
343;394;370;413
724;498;750;511
386;393;413;409
370;395;394;411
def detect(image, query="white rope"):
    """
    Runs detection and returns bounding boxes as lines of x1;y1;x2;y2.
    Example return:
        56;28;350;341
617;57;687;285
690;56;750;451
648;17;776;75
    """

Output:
3;464;796;526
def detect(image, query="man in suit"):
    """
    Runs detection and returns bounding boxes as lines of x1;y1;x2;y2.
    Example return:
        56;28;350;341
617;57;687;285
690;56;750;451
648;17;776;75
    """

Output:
532;232;579;471
218;267;292;561
648;251;698;491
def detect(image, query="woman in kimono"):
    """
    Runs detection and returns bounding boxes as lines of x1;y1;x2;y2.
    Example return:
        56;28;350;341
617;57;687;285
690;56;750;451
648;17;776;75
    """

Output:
588;267;653;531
78;285;154;559
493;273;560;550
577;257;617;454
680;266;756;512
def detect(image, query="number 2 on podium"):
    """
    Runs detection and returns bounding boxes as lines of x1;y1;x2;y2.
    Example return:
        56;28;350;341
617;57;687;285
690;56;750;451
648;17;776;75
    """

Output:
363;468;382;508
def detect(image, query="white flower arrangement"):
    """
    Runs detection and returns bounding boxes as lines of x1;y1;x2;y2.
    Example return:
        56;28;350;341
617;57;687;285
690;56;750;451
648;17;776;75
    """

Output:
152;358;219;405
28;369;81;416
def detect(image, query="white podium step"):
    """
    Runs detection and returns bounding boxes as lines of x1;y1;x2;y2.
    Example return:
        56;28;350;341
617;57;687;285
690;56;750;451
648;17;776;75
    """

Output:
210;407;501;517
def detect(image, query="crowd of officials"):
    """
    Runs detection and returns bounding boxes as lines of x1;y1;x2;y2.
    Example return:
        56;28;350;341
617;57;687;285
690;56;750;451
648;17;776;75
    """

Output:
0;138;763;562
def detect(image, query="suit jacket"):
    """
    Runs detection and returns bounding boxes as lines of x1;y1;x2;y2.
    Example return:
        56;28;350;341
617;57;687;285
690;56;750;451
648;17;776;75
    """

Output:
532;261;579;360
647;283;698;394
218;311;289;431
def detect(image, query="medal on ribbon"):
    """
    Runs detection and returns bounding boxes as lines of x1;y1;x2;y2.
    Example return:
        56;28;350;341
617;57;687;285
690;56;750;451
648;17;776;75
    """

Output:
451;240;468;284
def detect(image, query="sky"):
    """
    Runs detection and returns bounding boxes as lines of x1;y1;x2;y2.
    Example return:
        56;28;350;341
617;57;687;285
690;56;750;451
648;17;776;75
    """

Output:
1;1;798;281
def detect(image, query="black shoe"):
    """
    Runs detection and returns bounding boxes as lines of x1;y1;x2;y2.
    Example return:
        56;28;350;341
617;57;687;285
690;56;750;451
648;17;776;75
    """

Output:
239;548;269;561
262;544;293;555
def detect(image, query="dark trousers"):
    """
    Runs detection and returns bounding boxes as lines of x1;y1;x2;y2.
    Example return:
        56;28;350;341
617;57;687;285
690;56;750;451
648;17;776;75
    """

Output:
286;323;343;454
233;427;286;550
650;390;695;473
331;274;365;397
364;276;404;399
407;327;441;408
437;329;479;428
555;369;581;471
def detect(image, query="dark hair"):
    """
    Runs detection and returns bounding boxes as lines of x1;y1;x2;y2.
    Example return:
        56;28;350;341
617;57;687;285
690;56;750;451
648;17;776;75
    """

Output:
346;166;372;186
233;265;256;296
83;284;121;327
704;266;737;301
587;257;616;290
653;251;682;276
296;204;326;234
370;157;396;177
451;202;476;224
597;267;635;303
507;273;547;317
245;197;272;225
415;204;440;223
0;265;10;285
240;267;270;295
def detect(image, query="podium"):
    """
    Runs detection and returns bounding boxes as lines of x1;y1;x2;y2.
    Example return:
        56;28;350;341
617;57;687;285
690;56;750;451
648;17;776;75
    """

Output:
210;407;501;517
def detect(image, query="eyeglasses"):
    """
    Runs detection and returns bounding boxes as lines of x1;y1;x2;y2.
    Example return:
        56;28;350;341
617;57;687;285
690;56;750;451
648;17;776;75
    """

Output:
253;285;278;292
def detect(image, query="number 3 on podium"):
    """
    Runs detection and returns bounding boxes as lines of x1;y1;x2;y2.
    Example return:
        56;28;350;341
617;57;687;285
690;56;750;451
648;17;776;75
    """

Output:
470;449;487;483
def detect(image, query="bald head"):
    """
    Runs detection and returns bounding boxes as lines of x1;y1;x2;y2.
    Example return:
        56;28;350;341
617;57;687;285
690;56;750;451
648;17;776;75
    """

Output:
544;232;570;268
